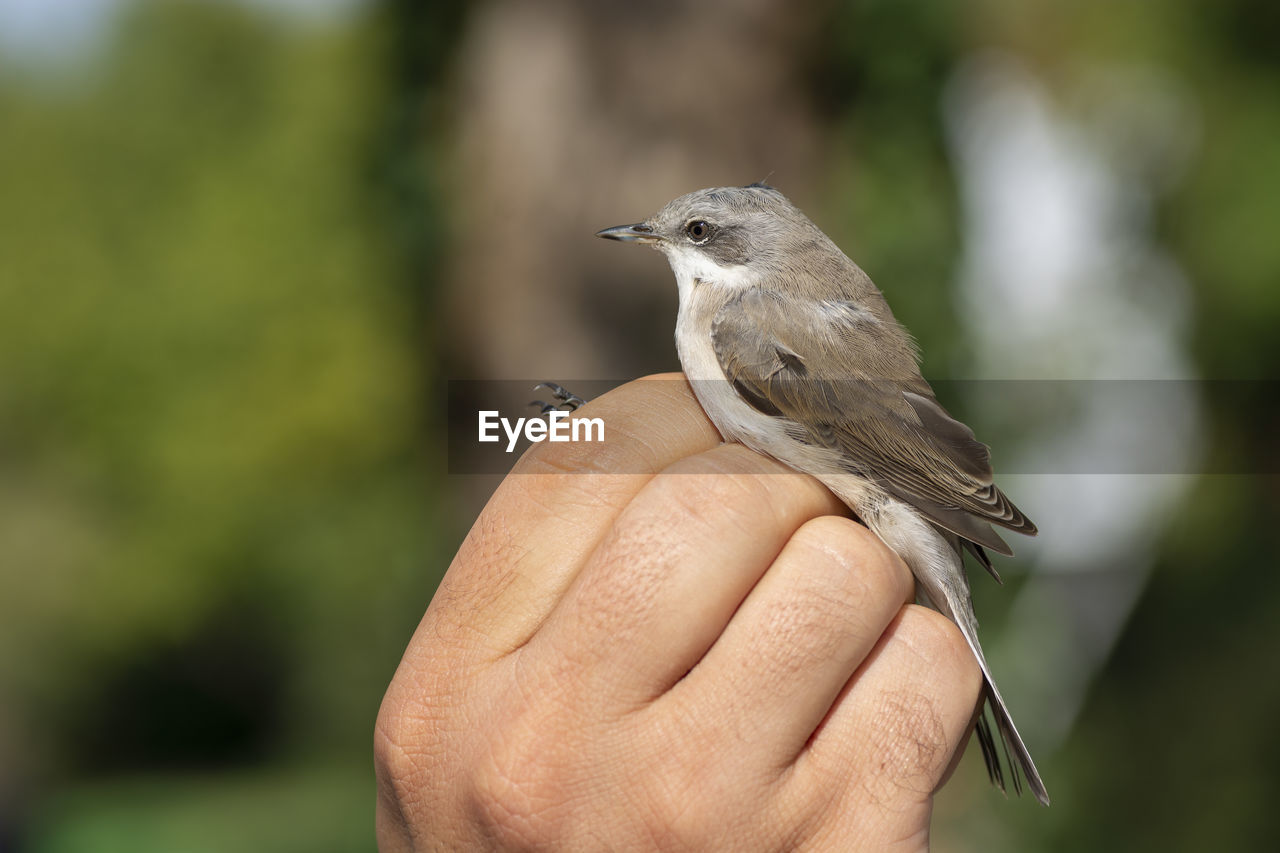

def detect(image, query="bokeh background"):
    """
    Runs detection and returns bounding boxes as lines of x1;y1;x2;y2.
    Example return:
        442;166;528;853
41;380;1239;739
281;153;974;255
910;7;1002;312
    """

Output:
1;1;1277;850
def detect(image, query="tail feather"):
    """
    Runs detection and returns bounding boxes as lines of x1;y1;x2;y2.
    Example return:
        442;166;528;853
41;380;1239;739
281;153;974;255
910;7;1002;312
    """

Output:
985;680;1045;802
937;583;1049;805
962;540;1001;584
973;714;1005;793
913;533;1050;805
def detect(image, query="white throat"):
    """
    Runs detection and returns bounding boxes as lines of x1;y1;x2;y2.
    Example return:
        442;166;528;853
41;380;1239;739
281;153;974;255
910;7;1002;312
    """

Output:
663;249;753;396
664;246;757;303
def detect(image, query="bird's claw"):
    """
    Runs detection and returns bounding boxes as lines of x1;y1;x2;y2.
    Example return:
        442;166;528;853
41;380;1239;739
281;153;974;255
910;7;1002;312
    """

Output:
530;382;585;414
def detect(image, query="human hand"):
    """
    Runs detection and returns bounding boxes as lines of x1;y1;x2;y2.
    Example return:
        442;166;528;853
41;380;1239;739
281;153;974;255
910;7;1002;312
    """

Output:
375;375;982;851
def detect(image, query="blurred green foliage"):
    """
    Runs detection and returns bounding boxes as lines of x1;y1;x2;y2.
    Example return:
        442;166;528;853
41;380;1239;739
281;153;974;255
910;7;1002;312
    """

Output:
29;763;372;853
811;0;965;376
0;2;452;849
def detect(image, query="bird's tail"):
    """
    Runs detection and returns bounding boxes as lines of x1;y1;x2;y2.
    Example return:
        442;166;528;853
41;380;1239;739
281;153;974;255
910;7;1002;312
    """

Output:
924;566;1050;806
862;507;1049;804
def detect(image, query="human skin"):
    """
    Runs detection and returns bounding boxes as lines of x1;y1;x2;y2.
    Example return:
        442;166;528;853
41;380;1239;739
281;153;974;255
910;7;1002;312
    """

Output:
375;375;983;851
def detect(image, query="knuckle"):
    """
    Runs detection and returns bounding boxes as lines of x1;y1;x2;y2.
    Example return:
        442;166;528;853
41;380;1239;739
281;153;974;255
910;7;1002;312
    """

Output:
665;451;772;502
374;687;440;821
572;514;678;641
373;716;415;795
789;516;909;609
744;518;914;683
374;687;416;776
897;605;982;696
658;444;814;522
643;468;765;538
754;588;853;677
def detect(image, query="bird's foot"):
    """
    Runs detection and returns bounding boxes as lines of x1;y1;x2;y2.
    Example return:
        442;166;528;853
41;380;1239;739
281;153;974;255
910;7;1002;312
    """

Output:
530;381;585;414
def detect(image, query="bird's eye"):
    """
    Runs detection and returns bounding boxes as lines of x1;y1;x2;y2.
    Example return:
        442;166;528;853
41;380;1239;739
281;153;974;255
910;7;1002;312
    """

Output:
685;220;712;243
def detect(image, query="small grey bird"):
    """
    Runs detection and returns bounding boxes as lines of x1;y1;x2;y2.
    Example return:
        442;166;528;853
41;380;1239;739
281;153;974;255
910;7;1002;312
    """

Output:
597;183;1048;805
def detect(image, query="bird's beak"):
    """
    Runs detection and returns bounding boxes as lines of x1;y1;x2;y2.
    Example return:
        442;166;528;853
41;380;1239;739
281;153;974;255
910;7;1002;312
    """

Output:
595;223;661;244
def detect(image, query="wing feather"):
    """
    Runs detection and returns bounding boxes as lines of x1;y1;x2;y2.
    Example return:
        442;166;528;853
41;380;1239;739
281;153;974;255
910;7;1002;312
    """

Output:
710;288;1036;551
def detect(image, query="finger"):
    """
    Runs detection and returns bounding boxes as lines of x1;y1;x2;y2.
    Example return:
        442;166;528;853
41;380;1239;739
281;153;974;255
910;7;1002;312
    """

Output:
664;516;913;769
532;443;848;702
796;605;983;814
432;374;722;653
935;701;986;791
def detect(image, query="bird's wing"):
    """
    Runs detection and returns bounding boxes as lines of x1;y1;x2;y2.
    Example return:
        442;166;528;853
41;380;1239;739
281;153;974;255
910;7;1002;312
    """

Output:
710;288;1036;554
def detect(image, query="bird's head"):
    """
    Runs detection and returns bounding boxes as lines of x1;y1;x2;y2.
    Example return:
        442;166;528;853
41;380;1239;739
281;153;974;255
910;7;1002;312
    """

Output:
596;183;824;288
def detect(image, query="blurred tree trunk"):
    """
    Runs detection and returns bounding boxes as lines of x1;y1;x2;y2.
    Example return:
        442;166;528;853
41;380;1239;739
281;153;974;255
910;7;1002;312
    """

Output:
444;0;825;380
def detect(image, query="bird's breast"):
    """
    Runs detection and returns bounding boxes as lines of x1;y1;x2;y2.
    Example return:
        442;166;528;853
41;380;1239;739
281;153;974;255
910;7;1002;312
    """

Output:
672;275;887;513
673;282;802;457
